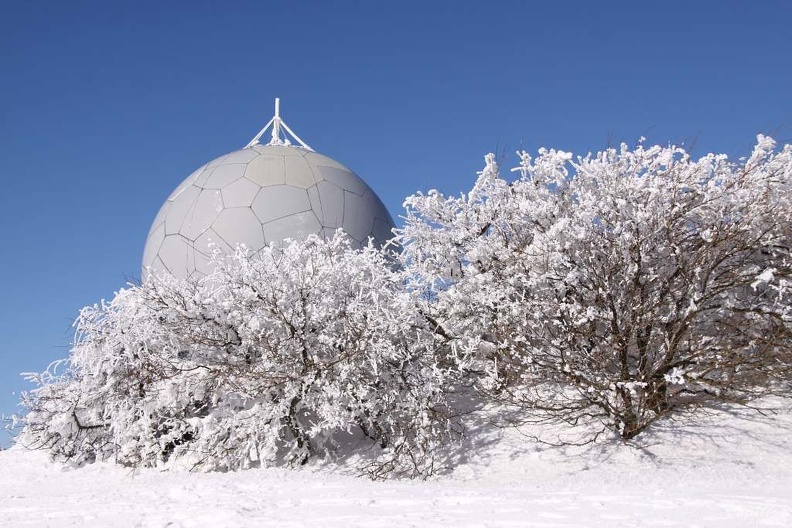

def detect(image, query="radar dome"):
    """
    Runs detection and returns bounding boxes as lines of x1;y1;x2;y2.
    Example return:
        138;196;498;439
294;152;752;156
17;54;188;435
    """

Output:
142;101;395;280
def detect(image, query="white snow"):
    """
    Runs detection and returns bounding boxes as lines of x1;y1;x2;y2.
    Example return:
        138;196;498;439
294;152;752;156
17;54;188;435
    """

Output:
2;400;791;527
752;268;776;290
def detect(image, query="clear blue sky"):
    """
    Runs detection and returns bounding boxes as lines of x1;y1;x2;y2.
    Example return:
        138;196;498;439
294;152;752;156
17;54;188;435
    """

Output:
1;0;790;445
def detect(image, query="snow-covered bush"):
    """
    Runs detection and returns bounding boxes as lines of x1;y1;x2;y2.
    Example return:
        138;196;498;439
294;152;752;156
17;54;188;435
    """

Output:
401;136;792;440
21;234;453;478
21;136;792;471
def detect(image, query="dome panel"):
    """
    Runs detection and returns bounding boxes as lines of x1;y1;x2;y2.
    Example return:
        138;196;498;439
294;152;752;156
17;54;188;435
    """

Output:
193;167;214;188
262;210;321;243
164;185;201;235
316;165;368;196
151;256;170;277
221;148;259;165
222;177;261;208
307;185;322;218
250;144;271;155
193;250;216;277
205;153;230;169
180;189;223;241
342;190;377;242
186;244;197;276
212;208;266;252
148;201;171;235
304;152;348;172
251;185;310;224
372;216;395;245
158;235;192;279
245;155;285;187
315;181;344;228
142;222;166;271
167;165;207;202
203;163;246;189
195;227;234;259
284;155;317;189
281;147;308;158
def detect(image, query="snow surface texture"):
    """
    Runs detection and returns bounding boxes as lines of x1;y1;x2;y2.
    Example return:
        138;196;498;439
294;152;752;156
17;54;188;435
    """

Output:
2;400;791;527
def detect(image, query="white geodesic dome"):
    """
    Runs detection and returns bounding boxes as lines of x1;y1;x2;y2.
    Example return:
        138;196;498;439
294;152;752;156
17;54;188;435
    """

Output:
141;103;395;280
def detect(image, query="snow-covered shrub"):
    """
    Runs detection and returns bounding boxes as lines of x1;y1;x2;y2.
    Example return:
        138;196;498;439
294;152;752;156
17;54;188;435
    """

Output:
401;136;792;440
21;234;453;478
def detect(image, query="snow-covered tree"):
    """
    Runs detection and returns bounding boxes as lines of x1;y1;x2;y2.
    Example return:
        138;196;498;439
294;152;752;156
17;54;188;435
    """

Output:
21;234;453;478
21;135;792;472
401;136;792;440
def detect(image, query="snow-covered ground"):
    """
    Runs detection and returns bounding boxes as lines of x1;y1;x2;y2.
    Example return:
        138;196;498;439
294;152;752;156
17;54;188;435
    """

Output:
2;400;791;527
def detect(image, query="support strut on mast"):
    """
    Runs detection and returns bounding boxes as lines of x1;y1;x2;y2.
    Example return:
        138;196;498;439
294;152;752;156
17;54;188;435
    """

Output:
245;98;313;151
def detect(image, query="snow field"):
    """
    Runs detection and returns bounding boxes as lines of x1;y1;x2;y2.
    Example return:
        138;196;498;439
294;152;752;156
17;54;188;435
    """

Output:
2;399;790;527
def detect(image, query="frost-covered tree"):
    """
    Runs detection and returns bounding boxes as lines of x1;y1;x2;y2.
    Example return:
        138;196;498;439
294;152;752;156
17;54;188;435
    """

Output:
401;136;792;440
21;234;452;478
20;136;792;471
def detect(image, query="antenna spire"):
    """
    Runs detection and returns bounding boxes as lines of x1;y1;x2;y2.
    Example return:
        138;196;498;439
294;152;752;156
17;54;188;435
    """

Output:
246;98;313;151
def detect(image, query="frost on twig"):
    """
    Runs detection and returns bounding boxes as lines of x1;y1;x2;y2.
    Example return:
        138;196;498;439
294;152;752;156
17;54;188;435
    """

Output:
400;137;792;442
20;233;455;479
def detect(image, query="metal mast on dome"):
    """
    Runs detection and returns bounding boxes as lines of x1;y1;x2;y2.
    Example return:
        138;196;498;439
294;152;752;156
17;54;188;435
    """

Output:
245;98;314;151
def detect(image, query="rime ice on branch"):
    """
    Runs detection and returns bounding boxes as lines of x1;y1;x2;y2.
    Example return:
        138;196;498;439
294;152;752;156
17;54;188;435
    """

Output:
400;135;792;441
